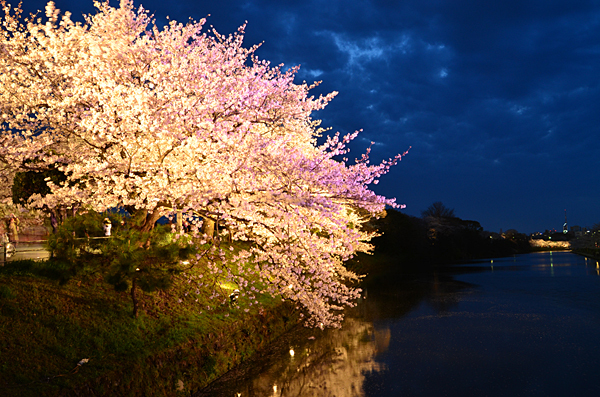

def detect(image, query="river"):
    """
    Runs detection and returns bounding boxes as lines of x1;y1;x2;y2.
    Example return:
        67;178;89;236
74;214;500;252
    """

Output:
196;251;600;396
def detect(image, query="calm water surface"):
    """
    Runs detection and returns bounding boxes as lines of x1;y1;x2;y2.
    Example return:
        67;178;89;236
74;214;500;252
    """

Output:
197;252;600;396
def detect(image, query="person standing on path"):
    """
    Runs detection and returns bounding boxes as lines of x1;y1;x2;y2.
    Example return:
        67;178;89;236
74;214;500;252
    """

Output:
7;214;19;247
103;218;112;236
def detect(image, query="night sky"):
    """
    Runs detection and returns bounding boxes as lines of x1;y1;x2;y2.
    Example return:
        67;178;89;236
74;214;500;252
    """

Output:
16;0;600;234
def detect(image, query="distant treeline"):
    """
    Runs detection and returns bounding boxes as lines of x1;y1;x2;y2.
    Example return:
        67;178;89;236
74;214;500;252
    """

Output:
357;208;531;272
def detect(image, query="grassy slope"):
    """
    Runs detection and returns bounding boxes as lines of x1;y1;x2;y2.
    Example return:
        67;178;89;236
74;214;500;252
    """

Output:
0;259;298;396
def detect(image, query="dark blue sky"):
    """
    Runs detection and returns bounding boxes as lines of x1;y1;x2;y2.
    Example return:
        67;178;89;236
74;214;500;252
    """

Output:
17;0;600;234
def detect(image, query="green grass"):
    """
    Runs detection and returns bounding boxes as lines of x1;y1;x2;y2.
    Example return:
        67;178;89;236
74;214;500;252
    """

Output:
0;253;299;396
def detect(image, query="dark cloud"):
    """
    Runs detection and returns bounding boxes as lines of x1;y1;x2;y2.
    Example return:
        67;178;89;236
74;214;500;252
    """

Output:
11;0;600;232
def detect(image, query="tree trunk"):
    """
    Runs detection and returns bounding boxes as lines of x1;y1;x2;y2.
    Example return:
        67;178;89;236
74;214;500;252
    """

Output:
202;218;215;239
50;211;58;234
131;278;138;318
140;210;162;232
176;209;182;233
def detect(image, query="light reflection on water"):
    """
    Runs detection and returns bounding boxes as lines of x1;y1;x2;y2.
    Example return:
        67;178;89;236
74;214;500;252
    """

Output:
196;252;600;396
196;316;385;396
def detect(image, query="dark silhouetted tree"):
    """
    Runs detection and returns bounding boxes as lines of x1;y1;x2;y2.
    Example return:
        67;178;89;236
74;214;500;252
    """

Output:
421;202;455;219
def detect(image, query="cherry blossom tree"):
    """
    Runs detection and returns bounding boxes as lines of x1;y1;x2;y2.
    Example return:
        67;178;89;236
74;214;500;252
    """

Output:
0;0;406;327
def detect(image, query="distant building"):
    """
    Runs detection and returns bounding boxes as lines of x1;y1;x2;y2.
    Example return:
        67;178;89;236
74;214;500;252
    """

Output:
570;225;586;237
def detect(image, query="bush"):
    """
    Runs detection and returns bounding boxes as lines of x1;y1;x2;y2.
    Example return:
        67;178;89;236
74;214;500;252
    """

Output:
46;211;196;316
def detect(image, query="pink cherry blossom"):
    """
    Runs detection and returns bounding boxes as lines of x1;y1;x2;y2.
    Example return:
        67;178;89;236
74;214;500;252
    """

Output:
0;0;407;327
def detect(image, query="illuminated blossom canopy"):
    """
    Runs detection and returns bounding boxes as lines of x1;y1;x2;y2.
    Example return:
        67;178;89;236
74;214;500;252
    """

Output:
0;0;406;327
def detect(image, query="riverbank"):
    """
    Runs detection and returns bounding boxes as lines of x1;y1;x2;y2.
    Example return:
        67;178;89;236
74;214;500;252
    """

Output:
0;259;299;396
572;248;600;261
1;209;561;396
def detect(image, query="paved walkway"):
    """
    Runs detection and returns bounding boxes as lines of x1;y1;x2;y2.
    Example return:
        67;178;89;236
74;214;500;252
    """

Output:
2;241;50;264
